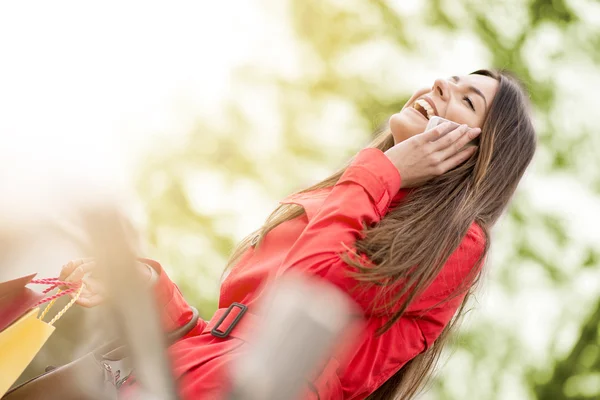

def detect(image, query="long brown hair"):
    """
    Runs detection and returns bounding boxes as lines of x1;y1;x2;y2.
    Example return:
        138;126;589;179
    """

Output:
225;69;536;399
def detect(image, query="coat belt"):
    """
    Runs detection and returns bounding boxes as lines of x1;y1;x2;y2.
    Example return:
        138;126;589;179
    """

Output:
202;302;258;343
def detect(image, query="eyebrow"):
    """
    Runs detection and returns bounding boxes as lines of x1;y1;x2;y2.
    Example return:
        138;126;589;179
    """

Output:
451;76;488;110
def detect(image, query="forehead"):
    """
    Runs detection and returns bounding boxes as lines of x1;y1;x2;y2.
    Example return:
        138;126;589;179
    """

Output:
459;74;499;104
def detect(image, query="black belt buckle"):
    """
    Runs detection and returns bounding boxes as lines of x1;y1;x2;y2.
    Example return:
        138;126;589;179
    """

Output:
211;302;247;338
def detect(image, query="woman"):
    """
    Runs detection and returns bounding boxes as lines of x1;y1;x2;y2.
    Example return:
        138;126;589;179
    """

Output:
61;69;536;399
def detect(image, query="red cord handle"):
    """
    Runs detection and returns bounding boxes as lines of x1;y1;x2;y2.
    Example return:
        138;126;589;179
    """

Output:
30;278;82;307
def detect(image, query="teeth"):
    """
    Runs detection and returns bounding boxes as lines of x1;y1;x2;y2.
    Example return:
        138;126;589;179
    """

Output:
414;99;436;119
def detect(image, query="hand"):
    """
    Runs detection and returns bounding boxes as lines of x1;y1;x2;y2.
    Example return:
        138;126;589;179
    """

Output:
384;122;481;188
59;258;153;308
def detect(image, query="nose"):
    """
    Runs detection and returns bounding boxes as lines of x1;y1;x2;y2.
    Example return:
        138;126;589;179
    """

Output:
433;78;450;101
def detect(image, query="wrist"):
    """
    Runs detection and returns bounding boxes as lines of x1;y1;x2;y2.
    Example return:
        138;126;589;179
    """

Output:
383;150;406;187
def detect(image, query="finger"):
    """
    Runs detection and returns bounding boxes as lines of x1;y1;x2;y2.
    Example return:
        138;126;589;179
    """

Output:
429;124;470;151
137;262;153;281
64;261;97;283
60;258;94;280
438;127;481;160
438;145;477;173
77;294;105;308
82;276;106;296
418;121;457;142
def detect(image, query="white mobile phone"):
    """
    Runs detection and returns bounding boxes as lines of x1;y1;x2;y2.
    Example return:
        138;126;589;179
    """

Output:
426;116;459;132
426;116;479;145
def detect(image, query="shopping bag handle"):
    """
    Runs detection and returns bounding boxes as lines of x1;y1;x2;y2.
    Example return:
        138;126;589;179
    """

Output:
29;278;84;326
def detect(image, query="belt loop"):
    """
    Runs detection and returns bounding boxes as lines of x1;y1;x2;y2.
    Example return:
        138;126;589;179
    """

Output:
211;302;248;338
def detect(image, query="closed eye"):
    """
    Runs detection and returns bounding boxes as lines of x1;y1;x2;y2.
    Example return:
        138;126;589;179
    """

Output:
464;96;475;111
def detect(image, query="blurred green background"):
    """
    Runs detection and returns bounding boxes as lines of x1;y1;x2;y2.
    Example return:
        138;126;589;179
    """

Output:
136;1;600;399
3;0;600;399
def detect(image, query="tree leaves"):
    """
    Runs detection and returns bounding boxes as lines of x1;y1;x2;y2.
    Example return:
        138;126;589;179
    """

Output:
138;1;600;398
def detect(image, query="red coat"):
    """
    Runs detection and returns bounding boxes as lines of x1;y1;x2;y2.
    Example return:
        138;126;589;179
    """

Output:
143;148;485;399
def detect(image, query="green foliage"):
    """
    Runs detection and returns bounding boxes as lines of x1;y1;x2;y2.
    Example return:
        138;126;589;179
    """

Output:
139;0;600;398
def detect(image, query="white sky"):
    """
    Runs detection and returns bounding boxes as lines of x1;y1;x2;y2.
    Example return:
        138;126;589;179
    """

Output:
0;1;265;219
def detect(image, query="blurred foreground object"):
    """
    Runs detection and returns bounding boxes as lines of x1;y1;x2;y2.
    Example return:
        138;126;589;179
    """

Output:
2;206;182;400
81;206;179;400
227;274;359;400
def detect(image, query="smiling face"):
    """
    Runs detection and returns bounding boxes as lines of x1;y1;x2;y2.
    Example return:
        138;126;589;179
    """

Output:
389;74;499;144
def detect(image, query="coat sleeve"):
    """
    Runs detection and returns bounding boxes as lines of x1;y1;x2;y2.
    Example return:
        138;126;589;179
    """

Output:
139;258;200;337
277;147;402;310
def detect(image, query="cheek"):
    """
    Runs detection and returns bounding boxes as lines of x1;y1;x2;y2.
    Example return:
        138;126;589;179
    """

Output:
445;104;483;128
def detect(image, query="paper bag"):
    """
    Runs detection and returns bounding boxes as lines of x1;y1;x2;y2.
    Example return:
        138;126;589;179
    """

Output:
0;308;55;396
0;278;83;397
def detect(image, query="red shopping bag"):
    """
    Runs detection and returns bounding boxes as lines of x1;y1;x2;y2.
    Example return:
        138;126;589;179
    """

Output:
0;274;45;332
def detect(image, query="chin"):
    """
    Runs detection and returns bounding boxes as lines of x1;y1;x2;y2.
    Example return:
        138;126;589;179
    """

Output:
388;110;426;144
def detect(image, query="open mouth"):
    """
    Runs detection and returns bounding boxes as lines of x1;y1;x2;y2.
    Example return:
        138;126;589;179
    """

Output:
412;99;436;120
